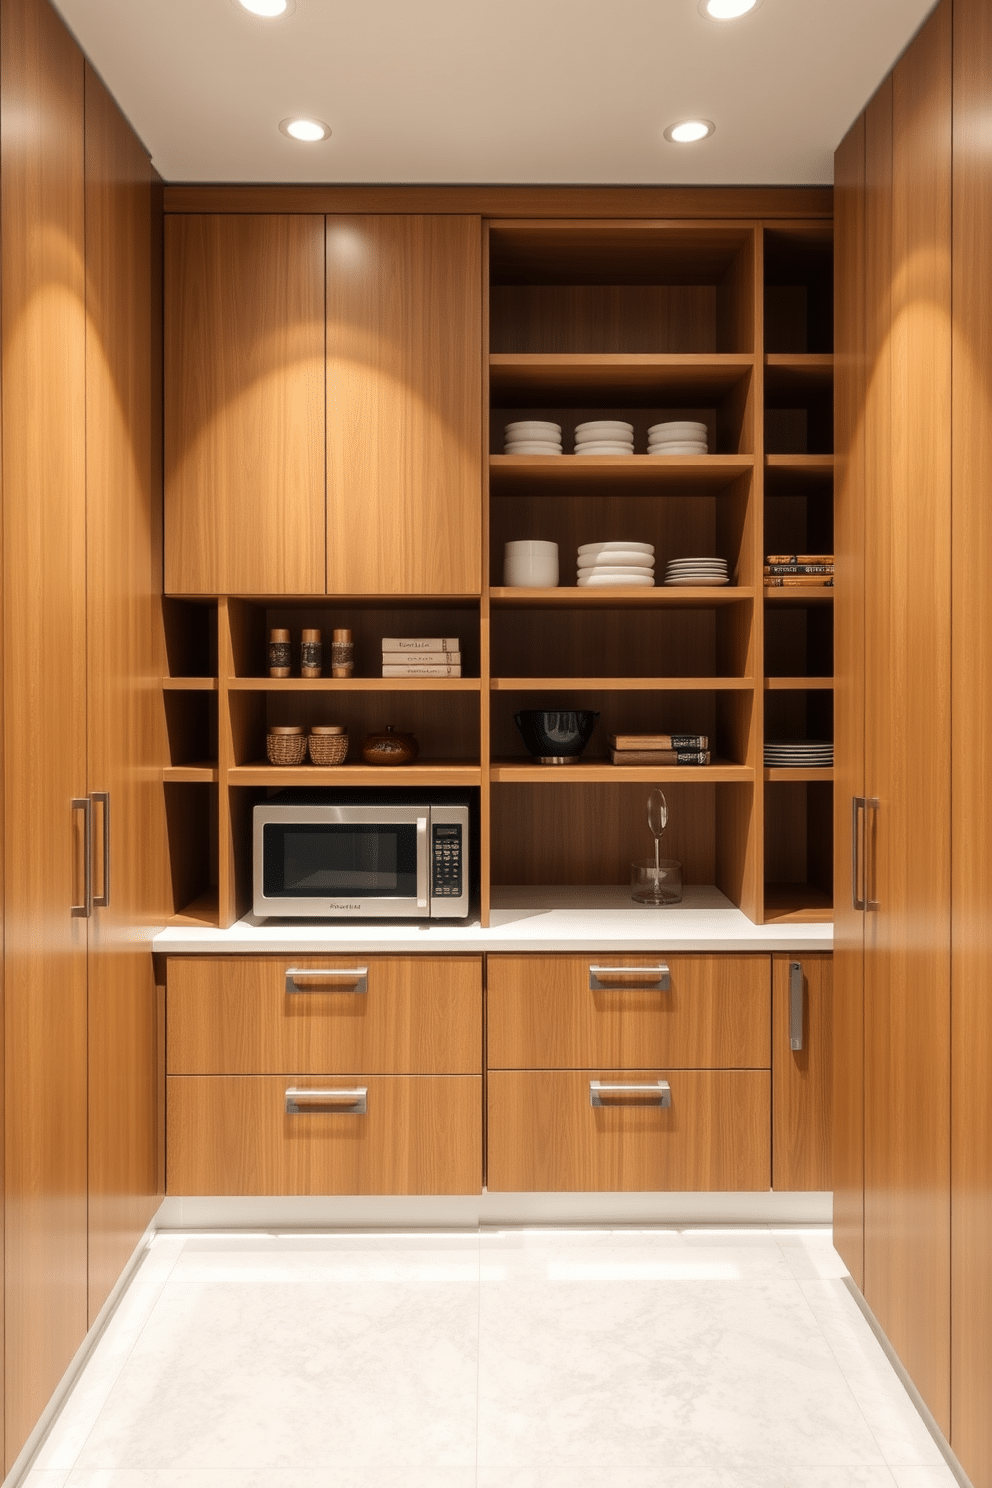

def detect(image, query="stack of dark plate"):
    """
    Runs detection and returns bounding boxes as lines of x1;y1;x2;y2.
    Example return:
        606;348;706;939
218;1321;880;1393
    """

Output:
763;739;834;767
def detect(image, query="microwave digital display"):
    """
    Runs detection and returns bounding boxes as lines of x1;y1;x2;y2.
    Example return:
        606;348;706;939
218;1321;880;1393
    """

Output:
263;822;418;899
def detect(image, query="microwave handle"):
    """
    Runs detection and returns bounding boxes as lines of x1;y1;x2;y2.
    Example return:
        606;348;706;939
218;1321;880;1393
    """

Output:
417;816;429;909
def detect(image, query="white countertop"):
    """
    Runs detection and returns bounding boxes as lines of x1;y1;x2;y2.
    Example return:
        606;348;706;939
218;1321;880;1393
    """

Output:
153;885;833;955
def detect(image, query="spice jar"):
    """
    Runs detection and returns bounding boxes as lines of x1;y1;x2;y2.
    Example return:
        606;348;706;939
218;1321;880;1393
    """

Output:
332;628;354;678
301;628;323;678
308;724;348;766
268;628;291;678
266;725;307;766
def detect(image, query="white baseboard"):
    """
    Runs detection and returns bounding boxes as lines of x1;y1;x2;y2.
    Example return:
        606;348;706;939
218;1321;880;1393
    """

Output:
155;1190;832;1230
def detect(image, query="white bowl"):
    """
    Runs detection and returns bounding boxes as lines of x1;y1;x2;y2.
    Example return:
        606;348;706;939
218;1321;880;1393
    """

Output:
578;572;655;587
648;421;707;437
648;444;709;456
574;420;634;436
579;540;654;556
578;564;655;578
505;420;562;436
577;551;655;569
574;444;635;456
504;442;563;455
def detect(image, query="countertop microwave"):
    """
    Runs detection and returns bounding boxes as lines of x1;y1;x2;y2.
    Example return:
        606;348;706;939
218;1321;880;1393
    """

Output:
253;789;474;920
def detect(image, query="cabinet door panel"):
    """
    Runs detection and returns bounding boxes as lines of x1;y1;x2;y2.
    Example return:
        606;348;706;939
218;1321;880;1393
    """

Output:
326;215;482;595
167;955;482;1075
84;65;167;1324
1;0;89;1466
488;954;770;1070
167;1075;482;1196
772;955;832;1192
165;214;326;594
487;1070;770;1193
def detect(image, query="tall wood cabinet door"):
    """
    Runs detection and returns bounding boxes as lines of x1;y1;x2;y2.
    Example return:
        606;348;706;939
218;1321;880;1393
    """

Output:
771;955;832;1192
951;0;992;1479
1;0;89;1468
84;66;168;1325
164;214;326;594
863;1;952;1435
832;114;867;1284
326;216;482;595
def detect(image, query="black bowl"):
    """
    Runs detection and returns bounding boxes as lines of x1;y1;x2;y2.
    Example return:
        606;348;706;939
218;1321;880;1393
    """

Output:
514;709;600;760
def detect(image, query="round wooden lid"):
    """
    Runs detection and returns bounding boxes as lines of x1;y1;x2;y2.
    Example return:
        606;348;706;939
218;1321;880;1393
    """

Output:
310;724;346;734
269;628;291;642
268;725;305;735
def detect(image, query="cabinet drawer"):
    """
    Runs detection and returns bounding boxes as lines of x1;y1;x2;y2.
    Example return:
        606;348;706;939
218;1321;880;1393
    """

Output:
166;956;482;1074
487;1070;770;1192
488;955;770;1070
167;1075;482;1195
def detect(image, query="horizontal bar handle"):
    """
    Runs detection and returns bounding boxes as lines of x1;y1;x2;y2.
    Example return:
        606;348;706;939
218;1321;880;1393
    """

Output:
588;964;671;992
285;1086;368;1115
590;1080;672;1108
285;967;368;995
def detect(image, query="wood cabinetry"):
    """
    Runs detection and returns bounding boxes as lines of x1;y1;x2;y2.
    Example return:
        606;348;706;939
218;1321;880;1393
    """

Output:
771;953;832;1192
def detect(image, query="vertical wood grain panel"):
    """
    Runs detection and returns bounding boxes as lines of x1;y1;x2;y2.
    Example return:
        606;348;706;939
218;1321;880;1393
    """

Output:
1;0;89;1465
951;0;992;1478
832;111;867;1284
326;215;482;595
164;214;326;594
772;954;832;1191
863;1;952;1433
83;64;166;1324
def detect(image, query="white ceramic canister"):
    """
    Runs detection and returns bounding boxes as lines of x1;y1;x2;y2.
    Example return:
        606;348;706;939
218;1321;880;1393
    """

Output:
503;539;559;588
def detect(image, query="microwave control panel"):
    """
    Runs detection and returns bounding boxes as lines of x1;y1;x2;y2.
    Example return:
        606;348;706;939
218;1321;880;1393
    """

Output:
431;822;463;898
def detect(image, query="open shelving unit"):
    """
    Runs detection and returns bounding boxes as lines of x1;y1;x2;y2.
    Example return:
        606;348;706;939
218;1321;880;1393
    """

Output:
162;213;833;929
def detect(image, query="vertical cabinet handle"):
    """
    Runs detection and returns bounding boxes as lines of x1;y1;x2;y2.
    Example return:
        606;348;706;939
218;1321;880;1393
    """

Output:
92;791;110;908
789;961;804;1051
852;796;866;910
865;797;880;911
416;816;428;909
71;797;93;918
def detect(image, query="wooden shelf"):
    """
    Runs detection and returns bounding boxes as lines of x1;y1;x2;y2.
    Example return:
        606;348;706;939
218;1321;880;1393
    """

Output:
162;676;218;691
764;676;834;690
490;586;754;608
762;883;833;923
764;454;834;494
492;676;755;691
163;764;219;783
490;454;753;493
764;354;834;393
228;676;480;692
168;890;220;928
764;586;834;607
229;761;482;787
490;759;752;784
490;353;754;404
764;767;834;782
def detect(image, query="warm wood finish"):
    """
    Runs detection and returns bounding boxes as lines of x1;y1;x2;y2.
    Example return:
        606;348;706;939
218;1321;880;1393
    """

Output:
832;112;867;1285
862;3;952;1433
83;64;167;1323
163;186;833;219
490;354;753;403
950;0;992;1478
326;216;482;595
167;956;482;1075
487;1070;770;1192
771;954;832;1191
488;954;770;1071
165;215;326;594
167;1075;483;1195
1;0;89;1463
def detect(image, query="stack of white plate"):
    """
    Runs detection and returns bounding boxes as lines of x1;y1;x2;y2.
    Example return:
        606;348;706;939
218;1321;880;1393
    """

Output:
648;420;709;456
574;420;634;456
664;556;729;587
577;540;655;587
504;420;562;455
764;739;834;767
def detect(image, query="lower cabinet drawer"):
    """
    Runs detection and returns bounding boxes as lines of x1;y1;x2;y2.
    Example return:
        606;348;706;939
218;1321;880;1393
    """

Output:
487;1070;770;1192
166;1075;482;1196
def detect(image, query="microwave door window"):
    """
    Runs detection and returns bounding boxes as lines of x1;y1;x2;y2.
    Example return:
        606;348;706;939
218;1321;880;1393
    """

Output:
264;823;418;899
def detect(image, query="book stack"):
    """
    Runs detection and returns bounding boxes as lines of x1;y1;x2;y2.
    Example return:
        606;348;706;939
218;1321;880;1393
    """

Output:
763;553;835;587
608;732;711;766
381;637;462;678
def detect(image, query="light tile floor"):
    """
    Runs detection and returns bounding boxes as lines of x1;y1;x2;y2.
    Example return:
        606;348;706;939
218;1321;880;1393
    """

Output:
21;1226;962;1488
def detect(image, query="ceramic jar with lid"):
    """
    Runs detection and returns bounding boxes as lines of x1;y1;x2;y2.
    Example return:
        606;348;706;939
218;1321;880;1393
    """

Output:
361;724;419;766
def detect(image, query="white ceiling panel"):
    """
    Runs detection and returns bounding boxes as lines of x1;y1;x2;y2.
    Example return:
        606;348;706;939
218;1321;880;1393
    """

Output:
51;0;937;184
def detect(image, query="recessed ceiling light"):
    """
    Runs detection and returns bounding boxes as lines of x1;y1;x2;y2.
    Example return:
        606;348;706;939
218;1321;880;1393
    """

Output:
698;0;761;17
238;0;289;15
664;119;715;144
279;118;332;143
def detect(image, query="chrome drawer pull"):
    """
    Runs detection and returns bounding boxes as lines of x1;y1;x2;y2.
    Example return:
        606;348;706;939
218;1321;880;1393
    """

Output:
285;967;368;995
589;1080;672;1108
285;1086;368;1115
789;961;805;1051
588;964;670;992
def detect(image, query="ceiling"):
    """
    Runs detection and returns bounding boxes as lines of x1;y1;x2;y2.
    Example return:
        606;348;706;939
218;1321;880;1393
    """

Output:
52;0;937;186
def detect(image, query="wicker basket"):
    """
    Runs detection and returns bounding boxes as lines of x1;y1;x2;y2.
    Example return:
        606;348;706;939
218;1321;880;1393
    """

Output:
266;726;307;766
309;727;348;766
